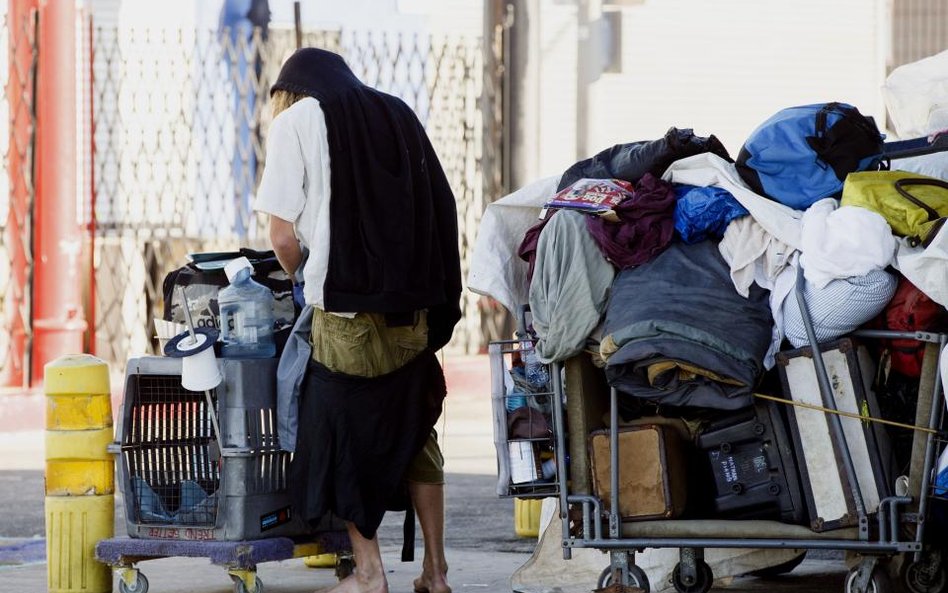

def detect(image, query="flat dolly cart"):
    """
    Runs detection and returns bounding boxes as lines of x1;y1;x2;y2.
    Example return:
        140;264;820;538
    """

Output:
95;532;352;593
524;133;948;593
98;355;351;593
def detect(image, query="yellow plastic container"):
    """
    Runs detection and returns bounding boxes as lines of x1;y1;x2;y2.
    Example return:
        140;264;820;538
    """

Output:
45;355;114;593
514;498;543;538
304;553;338;568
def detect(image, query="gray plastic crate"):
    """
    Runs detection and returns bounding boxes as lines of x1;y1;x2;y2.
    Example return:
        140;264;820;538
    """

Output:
117;356;338;541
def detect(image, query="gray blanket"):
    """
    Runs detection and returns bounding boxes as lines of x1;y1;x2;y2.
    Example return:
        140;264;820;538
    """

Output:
602;240;772;409
530;210;615;363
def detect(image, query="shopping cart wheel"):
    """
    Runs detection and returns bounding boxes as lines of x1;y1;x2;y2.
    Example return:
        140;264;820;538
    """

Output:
845;565;891;593
903;552;946;593
671;560;712;593
597;564;650;591
118;571;149;593
230;574;263;593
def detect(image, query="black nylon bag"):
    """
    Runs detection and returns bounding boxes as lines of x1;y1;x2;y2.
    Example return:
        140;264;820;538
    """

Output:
161;248;299;353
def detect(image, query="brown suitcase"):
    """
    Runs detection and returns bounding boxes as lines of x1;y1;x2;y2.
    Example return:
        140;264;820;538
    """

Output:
588;420;689;521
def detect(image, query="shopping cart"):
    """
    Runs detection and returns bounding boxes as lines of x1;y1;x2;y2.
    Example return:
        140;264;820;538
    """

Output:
490;133;948;593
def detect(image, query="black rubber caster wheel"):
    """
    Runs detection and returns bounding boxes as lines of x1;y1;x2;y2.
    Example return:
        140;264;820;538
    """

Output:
596;564;651;591
118;572;149;593
903;555;947;593
672;560;713;593
844;566;891;593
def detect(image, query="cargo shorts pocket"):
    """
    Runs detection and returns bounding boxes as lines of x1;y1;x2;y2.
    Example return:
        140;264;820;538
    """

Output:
311;311;372;377
388;313;429;370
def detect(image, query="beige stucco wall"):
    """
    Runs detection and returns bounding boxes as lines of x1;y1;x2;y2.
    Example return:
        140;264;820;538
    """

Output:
534;0;889;176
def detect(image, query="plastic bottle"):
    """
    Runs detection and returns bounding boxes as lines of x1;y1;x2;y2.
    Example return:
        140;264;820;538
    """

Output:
540;458;556;480
218;256;276;358
505;389;528;412
522;343;549;390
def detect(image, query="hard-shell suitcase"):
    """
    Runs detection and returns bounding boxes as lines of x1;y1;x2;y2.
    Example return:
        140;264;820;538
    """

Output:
696;400;807;524
776;337;895;531
588;420;689;521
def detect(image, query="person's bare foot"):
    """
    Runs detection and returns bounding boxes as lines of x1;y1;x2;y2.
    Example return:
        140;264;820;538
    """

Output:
322;568;389;593
412;569;451;593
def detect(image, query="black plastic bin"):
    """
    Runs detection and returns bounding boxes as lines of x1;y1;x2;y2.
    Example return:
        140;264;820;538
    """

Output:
695;400;807;524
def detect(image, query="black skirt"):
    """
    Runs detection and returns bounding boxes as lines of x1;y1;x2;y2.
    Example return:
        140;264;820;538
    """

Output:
288;348;446;539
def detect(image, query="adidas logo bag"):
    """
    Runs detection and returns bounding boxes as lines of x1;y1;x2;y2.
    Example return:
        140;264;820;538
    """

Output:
161;248;300;354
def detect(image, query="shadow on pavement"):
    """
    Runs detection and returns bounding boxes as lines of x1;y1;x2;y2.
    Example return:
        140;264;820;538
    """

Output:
3;469;535;555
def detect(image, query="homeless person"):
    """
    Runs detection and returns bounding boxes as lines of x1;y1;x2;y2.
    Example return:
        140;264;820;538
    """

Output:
253;47;462;593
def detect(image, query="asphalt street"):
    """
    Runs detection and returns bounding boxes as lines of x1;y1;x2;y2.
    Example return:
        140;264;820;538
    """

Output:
0;469;537;593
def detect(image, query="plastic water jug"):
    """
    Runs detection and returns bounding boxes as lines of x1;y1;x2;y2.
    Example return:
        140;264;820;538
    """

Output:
218;256;276;358
522;343;549;390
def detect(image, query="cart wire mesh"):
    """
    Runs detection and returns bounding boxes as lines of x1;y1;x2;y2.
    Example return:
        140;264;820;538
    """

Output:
490;339;560;499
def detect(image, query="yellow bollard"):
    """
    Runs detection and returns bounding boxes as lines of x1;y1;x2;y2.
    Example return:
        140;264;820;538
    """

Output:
45;354;114;593
514;498;543;538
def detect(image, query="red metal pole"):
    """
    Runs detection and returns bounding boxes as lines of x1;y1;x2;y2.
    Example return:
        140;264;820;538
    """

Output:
84;10;95;356
31;0;86;385
3;0;37;388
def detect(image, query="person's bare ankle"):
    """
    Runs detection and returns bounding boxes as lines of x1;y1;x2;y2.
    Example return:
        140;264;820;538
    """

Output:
413;566;450;593
324;567;389;593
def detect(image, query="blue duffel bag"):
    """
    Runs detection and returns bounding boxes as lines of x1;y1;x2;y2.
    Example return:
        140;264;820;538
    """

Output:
736;102;885;210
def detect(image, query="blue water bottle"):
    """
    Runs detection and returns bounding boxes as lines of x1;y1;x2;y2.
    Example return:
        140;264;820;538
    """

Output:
219;256;276;358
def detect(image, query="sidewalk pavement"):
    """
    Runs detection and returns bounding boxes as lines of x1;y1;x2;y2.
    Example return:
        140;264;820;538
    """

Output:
0;353;855;593
0;354;538;593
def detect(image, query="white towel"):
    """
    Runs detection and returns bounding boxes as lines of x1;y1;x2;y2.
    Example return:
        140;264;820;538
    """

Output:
800;199;897;288
896;223;948;308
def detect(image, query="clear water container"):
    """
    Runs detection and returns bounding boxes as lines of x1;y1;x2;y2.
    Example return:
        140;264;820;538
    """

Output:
219;256;276;358
522;343;549;390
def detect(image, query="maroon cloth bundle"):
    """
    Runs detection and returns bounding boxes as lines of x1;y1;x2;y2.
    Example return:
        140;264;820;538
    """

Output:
585;173;677;269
